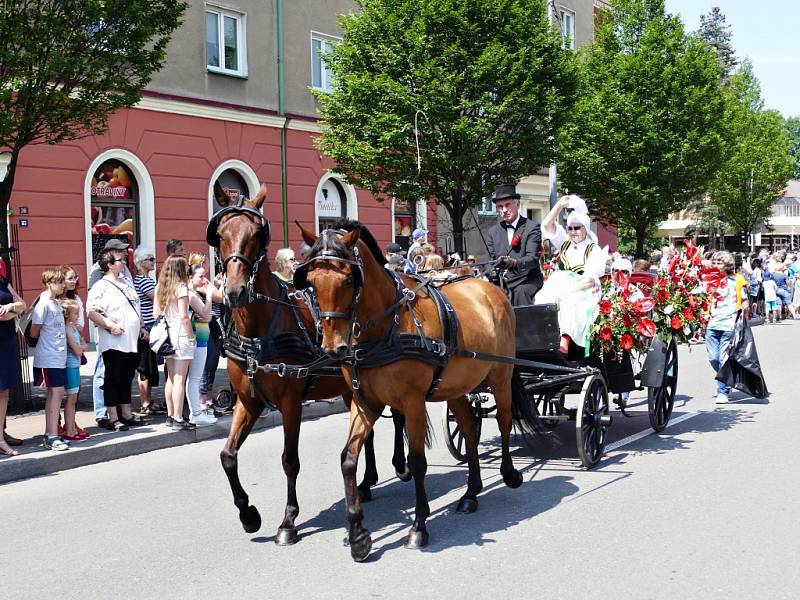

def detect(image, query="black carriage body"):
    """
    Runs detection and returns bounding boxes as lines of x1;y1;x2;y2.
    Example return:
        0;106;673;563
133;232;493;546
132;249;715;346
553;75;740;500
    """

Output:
514;304;560;354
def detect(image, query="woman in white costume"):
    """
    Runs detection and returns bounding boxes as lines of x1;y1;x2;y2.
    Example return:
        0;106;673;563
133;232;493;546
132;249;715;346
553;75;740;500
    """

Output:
536;195;608;353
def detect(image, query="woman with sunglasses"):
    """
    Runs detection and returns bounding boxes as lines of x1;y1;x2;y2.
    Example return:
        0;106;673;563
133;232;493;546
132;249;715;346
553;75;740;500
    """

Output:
132;246;166;415
536;195;608;353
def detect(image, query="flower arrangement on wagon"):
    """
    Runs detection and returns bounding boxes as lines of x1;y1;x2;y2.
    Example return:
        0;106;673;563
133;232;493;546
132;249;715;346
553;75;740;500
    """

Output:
650;240;713;344
590;276;658;359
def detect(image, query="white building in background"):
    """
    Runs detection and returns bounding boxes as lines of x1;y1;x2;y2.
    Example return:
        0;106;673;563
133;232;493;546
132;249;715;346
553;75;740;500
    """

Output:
657;180;800;251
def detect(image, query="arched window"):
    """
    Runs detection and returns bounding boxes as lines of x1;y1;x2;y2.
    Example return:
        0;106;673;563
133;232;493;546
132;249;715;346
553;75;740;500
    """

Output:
317;177;348;232
89;159;139;267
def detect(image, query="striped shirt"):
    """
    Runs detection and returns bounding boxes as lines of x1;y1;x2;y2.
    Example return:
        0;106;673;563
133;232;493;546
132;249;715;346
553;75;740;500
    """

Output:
134;274;156;326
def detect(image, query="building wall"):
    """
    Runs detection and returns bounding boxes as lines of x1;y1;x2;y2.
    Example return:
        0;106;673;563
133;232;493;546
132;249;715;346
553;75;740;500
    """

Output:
148;0;279;110
8;107;395;301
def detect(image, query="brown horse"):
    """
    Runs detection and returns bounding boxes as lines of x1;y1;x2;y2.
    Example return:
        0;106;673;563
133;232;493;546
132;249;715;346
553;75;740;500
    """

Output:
209;184;407;545
296;220;538;561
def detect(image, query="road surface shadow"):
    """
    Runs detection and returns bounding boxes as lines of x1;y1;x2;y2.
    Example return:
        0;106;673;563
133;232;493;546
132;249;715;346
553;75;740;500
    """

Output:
270;463;581;559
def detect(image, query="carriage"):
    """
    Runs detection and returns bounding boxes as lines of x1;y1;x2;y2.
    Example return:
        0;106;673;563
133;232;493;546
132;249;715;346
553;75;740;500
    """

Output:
442;301;679;468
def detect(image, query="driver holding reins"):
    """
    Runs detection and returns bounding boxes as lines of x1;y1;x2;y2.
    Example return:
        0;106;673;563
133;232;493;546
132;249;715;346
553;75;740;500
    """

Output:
485;183;544;305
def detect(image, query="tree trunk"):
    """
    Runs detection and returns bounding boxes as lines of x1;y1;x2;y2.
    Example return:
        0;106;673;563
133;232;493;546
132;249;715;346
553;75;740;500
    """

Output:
635;224;646;259
449;189;465;256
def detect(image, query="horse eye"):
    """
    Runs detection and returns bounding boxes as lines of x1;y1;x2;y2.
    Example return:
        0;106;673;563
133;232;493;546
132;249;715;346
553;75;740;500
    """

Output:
344;275;353;286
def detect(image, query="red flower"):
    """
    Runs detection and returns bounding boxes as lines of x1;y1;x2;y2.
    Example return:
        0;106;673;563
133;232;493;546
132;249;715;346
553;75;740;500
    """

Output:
599;299;612;315
636;318;656;337
670;315;683;330
632;297;656;313
622;312;634;327
599;325;613;340
613;270;630;288
511;232;522;250
682;307;694;321
688;295;698;308
657;287;670;301
620;333;634;351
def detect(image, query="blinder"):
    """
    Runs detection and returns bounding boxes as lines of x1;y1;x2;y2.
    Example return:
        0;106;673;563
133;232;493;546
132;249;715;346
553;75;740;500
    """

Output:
206;204;271;249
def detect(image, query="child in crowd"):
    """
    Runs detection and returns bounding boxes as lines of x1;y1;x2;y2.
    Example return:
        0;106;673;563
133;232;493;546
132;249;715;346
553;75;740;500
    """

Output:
29;268;69;451
62;299;89;442
762;271;779;323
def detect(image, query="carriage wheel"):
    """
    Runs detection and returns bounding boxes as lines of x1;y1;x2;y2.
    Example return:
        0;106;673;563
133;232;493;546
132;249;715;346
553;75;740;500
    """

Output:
531;392;564;430
575;375;611;468
213;388;236;412
648;337;679;432
442;393;490;463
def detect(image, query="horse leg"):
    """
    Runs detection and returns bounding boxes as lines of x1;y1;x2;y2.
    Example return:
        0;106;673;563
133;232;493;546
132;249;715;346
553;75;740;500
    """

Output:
489;368;523;489
220;397;262;533
391;408;412;481
447;396;483;513
341;402;379;562
357;430;379;502
276;397;301;545
404;405;431;549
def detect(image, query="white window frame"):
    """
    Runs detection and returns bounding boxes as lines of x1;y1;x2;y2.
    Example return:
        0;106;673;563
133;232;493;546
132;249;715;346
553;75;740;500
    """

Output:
478;196;497;216
310;32;340;92
206;6;248;77
559;7;576;50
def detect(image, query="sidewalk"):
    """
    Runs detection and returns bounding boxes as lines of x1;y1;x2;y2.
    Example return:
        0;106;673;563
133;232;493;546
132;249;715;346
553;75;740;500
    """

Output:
1;351;347;485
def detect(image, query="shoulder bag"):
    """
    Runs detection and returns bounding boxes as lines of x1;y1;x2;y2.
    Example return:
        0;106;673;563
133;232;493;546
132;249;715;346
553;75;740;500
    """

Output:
148;315;176;357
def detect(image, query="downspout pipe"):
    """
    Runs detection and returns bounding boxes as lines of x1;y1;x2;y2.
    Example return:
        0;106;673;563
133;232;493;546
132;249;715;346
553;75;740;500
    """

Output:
277;0;289;245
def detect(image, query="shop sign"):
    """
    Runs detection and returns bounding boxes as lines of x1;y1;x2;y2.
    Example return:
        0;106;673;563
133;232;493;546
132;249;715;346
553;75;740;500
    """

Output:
90;160;132;200
317;181;342;218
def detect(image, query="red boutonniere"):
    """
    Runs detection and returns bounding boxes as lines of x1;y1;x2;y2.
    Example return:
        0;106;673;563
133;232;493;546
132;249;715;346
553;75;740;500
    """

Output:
511;232;522;251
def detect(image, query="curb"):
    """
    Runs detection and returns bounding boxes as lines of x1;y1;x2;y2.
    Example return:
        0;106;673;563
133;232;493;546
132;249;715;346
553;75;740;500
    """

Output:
0;400;348;486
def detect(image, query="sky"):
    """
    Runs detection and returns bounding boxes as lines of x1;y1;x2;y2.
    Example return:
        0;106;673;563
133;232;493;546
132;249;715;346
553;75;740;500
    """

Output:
664;0;799;117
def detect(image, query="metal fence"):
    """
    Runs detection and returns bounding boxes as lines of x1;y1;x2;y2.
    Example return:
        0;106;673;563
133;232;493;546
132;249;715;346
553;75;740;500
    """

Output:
4;224;33;413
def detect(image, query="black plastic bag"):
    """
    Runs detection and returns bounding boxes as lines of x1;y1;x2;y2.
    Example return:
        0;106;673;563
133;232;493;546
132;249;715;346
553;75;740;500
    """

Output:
716;312;769;399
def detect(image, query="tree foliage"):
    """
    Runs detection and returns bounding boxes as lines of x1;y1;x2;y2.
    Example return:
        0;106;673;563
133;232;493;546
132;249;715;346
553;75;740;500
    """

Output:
785;116;800;180
557;0;726;257
697;6;738;81
0;0;187;252
314;0;577;252
708;62;794;238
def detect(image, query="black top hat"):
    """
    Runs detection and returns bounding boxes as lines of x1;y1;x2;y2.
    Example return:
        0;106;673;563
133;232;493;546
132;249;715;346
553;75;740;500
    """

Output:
492;183;520;202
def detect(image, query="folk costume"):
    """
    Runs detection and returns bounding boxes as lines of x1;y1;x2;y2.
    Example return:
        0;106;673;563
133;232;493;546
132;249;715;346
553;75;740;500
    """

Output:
535;197;607;350
485;183;543;305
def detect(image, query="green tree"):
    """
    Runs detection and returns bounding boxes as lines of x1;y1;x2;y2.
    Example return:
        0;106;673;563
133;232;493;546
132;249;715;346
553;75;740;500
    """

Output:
0;0;187;256
314;0;577;253
785;116;800;180
697;6;738;81
708;62;794;244
557;0;725;257
683;195;724;249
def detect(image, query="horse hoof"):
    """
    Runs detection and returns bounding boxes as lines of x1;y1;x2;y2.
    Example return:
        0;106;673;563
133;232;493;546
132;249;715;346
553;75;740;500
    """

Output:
503;469;523;489
240;506;262;533
456;497;478;513
396;468;413;483
275;527;299;546
350;531;372;562
357;485;373;503
404;529;429;549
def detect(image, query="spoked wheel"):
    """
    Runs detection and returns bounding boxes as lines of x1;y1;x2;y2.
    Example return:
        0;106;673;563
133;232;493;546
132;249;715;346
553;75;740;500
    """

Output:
442;392;494;463
531;392;564;430
575;375;611;468
213;388;236;412
648;337;678;432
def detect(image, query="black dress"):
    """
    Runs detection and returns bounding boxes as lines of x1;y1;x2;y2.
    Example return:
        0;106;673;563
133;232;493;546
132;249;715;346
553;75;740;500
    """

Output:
0;277;18;391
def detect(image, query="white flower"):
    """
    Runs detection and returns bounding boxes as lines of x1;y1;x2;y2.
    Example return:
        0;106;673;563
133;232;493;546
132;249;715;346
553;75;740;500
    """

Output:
663;304;674;315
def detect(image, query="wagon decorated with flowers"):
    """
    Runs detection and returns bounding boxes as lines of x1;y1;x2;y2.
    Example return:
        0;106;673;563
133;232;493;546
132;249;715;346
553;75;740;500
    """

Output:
443;241;709;468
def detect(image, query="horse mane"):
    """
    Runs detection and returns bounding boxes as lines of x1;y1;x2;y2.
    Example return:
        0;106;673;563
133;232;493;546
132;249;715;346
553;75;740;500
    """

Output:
330;218;386;266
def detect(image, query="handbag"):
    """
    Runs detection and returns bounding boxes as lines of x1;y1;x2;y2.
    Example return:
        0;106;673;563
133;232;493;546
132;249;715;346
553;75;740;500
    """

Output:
23;297;41;347
148;316;176;357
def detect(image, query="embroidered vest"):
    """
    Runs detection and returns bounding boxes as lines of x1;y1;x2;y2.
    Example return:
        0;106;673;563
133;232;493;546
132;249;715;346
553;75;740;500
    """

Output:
559;240;596;274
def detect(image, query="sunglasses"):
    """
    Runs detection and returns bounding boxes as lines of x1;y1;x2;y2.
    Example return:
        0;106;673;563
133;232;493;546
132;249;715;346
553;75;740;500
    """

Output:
567;226;583;232
144;257;155;261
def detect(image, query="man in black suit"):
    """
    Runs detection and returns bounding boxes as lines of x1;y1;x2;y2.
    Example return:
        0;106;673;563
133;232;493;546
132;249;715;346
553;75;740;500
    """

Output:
485;183;543;305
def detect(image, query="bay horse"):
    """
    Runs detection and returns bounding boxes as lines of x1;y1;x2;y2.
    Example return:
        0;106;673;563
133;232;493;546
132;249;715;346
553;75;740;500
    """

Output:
295;220;539;561
209;183;408;545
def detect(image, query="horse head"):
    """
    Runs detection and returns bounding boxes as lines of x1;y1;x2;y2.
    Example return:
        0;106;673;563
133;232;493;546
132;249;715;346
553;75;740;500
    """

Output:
207;181;269;308
295;222;363;359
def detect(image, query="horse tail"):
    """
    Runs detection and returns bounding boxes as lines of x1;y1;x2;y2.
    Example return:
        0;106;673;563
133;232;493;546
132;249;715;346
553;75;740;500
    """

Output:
396;408;434;450
511;367;544;436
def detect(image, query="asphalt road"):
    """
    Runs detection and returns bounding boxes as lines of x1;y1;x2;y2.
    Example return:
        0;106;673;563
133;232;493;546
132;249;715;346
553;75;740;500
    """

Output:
2;320;798;599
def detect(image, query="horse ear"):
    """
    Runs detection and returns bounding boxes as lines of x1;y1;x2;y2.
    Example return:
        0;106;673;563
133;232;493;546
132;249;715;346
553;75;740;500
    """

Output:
249;183;267;210
214;181;231;207
341;227;361;248
296;221;318;246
